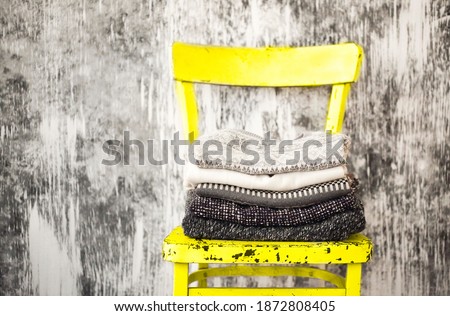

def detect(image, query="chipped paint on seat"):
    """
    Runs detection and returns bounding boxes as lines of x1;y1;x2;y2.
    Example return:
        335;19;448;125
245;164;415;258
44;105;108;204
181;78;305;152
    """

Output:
163;226;372;265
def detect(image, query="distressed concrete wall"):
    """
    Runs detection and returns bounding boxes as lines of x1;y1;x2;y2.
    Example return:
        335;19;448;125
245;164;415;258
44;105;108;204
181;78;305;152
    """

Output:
0;0;449;295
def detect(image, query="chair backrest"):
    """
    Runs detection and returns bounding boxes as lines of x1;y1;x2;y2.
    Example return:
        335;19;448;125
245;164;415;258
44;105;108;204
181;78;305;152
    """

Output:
172;42;363;142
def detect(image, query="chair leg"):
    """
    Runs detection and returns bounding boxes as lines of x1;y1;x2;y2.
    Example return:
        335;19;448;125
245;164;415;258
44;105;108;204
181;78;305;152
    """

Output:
345;263;362;296
173;263;189;296
197;263;208;288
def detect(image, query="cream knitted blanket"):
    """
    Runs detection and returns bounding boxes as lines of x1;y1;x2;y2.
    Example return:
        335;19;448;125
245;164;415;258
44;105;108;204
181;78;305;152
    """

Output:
189;129;350;175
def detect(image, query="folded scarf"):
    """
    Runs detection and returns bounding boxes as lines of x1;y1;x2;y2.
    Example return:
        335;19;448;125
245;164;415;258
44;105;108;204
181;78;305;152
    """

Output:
187;190;361;226
182;208;366;241
194;178;353;208
190;129;350;175
184;162;347;191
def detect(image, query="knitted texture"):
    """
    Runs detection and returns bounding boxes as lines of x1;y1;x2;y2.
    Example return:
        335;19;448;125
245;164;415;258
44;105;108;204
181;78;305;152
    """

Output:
184;162;347;191
194;178;353;208
187;190;362;226
182;208;366;241
190;129;350;175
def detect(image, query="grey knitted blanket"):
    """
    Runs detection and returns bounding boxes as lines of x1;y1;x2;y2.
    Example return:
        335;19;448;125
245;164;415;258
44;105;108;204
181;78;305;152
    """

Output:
187;190;361;226
190;129;350;175
194;178;353;208
182;208;366;241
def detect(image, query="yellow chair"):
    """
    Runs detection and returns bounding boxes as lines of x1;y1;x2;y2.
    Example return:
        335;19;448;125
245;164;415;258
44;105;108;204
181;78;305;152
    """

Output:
163;42;373;296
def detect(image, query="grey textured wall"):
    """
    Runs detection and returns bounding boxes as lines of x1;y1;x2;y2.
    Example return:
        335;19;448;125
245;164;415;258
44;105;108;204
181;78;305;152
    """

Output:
0;0;449;295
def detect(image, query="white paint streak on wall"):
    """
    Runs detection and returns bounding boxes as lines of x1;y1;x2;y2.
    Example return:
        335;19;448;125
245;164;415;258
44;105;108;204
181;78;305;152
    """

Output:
29;202;80;295
132;216;144;286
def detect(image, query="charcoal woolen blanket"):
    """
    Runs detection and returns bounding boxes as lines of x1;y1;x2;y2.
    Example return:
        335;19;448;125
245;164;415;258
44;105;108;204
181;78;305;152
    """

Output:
194;178;353;208
187;191;361;226
182;208;366;241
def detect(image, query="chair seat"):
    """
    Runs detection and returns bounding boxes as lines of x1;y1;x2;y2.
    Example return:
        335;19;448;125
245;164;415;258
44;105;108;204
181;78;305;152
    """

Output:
163;226;372;265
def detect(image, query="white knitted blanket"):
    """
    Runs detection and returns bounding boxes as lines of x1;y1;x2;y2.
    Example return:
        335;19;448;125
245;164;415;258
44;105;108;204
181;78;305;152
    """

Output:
183;162;347;191
190;129;350;174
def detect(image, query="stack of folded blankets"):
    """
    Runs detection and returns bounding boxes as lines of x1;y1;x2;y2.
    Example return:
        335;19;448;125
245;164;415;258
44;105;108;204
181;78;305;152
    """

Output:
182;129;365;241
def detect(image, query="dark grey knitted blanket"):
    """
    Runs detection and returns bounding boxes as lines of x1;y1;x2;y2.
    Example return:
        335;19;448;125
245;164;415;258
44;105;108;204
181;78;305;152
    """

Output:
182;208;366;241
187;190;361;226
194;178;353;208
